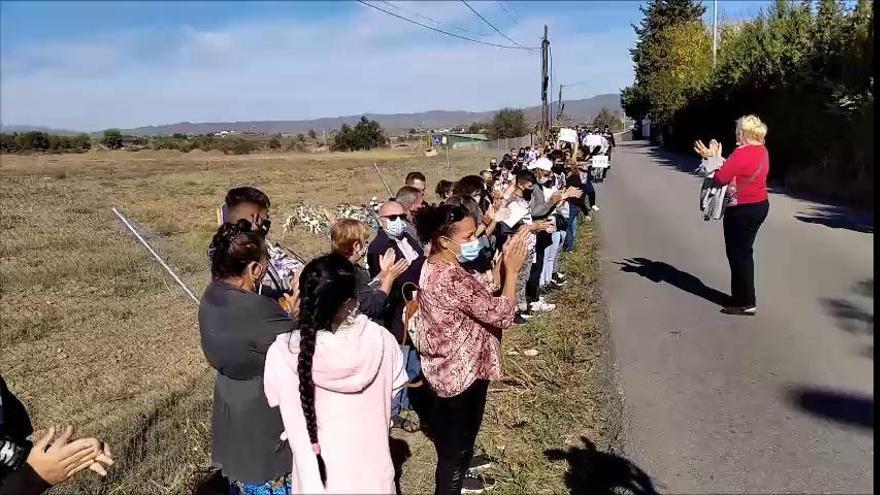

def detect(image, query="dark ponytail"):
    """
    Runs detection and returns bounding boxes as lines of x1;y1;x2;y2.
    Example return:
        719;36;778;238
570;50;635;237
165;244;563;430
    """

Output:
295;252;357;486
207;219;265;279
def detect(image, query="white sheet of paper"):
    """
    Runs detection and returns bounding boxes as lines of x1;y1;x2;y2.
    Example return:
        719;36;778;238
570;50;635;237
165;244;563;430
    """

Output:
503;200;529;227
558;128;578;143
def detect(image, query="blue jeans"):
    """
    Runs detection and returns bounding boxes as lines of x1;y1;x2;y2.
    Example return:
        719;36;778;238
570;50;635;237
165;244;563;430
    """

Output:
392;344;422;416
563;207;581;252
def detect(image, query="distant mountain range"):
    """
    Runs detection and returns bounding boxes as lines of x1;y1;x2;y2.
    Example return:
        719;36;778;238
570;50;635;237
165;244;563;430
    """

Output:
2;93;621;136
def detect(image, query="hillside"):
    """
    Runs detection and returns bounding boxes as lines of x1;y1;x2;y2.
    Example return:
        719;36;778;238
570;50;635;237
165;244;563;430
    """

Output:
3;94;620;137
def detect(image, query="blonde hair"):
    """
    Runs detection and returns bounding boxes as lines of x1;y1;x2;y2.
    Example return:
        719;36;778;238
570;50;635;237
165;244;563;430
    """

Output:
330;219;369;257
736;114;768;144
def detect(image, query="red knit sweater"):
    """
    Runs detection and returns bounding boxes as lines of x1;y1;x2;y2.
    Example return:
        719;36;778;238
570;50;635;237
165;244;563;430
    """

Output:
714;144;770;205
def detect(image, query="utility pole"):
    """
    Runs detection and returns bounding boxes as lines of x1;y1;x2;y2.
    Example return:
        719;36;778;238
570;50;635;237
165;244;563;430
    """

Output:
323;129;327;152
540;25;549;143
712;0;718;67
556;84;564;124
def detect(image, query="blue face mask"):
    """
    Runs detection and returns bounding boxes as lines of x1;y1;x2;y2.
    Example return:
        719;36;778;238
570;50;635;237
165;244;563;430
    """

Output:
448;238;481;262
384;218;405;238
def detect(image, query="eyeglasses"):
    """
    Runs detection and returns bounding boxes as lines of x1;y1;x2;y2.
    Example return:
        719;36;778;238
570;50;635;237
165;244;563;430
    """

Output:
382;214;407;221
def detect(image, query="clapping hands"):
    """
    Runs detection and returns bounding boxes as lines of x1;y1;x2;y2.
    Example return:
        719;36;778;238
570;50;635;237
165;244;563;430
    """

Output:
694;139;722;159
26;426;114;486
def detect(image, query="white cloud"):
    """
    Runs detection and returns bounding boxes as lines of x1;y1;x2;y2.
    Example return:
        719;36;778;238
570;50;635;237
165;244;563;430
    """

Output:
0;5;634;131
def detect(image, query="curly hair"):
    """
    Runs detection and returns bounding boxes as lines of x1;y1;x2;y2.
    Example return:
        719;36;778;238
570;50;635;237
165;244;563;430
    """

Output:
207;219;265;279
295;252;357;486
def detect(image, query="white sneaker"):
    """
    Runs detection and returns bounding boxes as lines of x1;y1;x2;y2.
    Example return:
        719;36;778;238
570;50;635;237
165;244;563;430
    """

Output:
591;205;600;212
529;300;556;312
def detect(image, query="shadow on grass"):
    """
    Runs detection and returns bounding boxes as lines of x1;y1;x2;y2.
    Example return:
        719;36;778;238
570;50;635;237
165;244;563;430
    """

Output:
390;436;413;495
545;436;659;495
614;257;730;307
789;386;874;430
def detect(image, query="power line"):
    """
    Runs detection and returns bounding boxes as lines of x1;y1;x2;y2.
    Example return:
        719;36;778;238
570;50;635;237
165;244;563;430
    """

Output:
497;1;517;24
502;0;519;16
355;1;537;50
460;0;524;48
378;0;492;37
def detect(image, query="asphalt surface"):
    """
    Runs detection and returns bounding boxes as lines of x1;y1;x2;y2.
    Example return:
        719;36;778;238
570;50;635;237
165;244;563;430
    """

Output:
595;142;874;494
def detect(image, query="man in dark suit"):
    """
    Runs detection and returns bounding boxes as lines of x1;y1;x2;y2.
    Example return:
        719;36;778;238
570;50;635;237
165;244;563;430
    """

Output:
366;200;426;426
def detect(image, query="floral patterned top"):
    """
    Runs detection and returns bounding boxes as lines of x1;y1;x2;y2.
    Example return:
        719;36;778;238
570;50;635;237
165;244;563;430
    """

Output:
418;260;517;397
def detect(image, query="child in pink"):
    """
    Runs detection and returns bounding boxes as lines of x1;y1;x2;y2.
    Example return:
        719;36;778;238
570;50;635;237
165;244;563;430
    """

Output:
264;311;407;494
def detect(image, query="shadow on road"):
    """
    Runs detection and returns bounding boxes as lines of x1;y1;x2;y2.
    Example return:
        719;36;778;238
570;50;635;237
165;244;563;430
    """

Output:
822;278;874;359
794;205;874;234
614;257;730;307
789;386;874;430
646;146;702;174
545;436;659;495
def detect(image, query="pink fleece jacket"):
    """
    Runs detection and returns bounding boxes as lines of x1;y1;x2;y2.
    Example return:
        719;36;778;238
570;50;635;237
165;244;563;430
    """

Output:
263;314;407;494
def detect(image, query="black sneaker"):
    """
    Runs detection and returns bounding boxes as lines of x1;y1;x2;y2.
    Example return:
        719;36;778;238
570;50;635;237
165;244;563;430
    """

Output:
513;314;530;325
721;306;756;316
552;272;566;283
468;454;493;473
461;474;496;494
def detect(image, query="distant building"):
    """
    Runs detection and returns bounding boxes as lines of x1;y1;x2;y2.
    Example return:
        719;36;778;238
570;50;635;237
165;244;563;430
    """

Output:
446;133;489;149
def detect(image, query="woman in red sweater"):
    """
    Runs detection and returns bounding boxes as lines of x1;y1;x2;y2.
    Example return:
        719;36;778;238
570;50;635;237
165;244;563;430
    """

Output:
695;115;770;315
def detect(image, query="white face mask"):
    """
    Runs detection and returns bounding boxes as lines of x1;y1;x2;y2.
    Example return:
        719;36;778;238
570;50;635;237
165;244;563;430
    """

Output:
384;217;406;238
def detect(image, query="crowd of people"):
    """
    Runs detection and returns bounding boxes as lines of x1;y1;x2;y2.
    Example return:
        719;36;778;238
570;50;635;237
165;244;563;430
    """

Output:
192;132;614;495
0;127;618;495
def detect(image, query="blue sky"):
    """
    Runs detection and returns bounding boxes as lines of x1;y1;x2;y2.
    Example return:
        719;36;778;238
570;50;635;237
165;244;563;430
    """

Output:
0;1;771;131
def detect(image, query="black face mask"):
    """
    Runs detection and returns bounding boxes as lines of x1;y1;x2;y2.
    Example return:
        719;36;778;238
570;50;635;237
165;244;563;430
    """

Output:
522;188;533;201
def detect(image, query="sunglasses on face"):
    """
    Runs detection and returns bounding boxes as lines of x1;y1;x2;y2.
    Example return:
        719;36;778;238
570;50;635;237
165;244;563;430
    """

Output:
382;214;407;221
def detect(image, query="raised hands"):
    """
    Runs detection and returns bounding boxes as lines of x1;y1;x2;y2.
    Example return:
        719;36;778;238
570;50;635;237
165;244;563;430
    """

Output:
378;248;410;287
502;229;530;274
694;139;722;159
26;426;114;486
280;270;301;318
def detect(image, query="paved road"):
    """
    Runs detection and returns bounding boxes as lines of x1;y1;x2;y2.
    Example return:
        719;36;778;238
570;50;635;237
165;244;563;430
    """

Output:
596;142;874;494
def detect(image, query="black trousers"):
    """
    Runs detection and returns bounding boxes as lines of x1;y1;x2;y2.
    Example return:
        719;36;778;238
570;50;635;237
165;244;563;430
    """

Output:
432;379;489;495
723;200;769;307
526;231;552;303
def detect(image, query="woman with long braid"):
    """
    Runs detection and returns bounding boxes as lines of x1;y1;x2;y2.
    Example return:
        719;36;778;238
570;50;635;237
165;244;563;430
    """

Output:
264;253;407;494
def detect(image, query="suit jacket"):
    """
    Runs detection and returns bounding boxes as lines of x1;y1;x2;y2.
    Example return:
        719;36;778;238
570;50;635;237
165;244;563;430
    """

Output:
366;230;425;343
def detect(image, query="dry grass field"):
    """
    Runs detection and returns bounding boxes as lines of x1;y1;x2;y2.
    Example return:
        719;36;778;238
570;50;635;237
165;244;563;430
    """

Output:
0;147;619;494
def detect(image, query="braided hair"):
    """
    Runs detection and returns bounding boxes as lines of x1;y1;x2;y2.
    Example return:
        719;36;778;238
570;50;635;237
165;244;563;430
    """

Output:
295;252;357;486
207;219;265;279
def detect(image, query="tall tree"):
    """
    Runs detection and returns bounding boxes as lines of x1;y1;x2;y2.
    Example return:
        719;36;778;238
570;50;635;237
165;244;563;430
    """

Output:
487;108;528;139
630;0;706;83
621;0;706;126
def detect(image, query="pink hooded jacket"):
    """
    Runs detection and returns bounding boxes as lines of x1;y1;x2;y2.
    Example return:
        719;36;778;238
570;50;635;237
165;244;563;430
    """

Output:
264;314;407;494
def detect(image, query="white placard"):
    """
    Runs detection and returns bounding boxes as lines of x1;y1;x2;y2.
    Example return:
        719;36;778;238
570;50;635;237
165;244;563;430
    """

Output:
590;155;609;168
558;128;578;143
